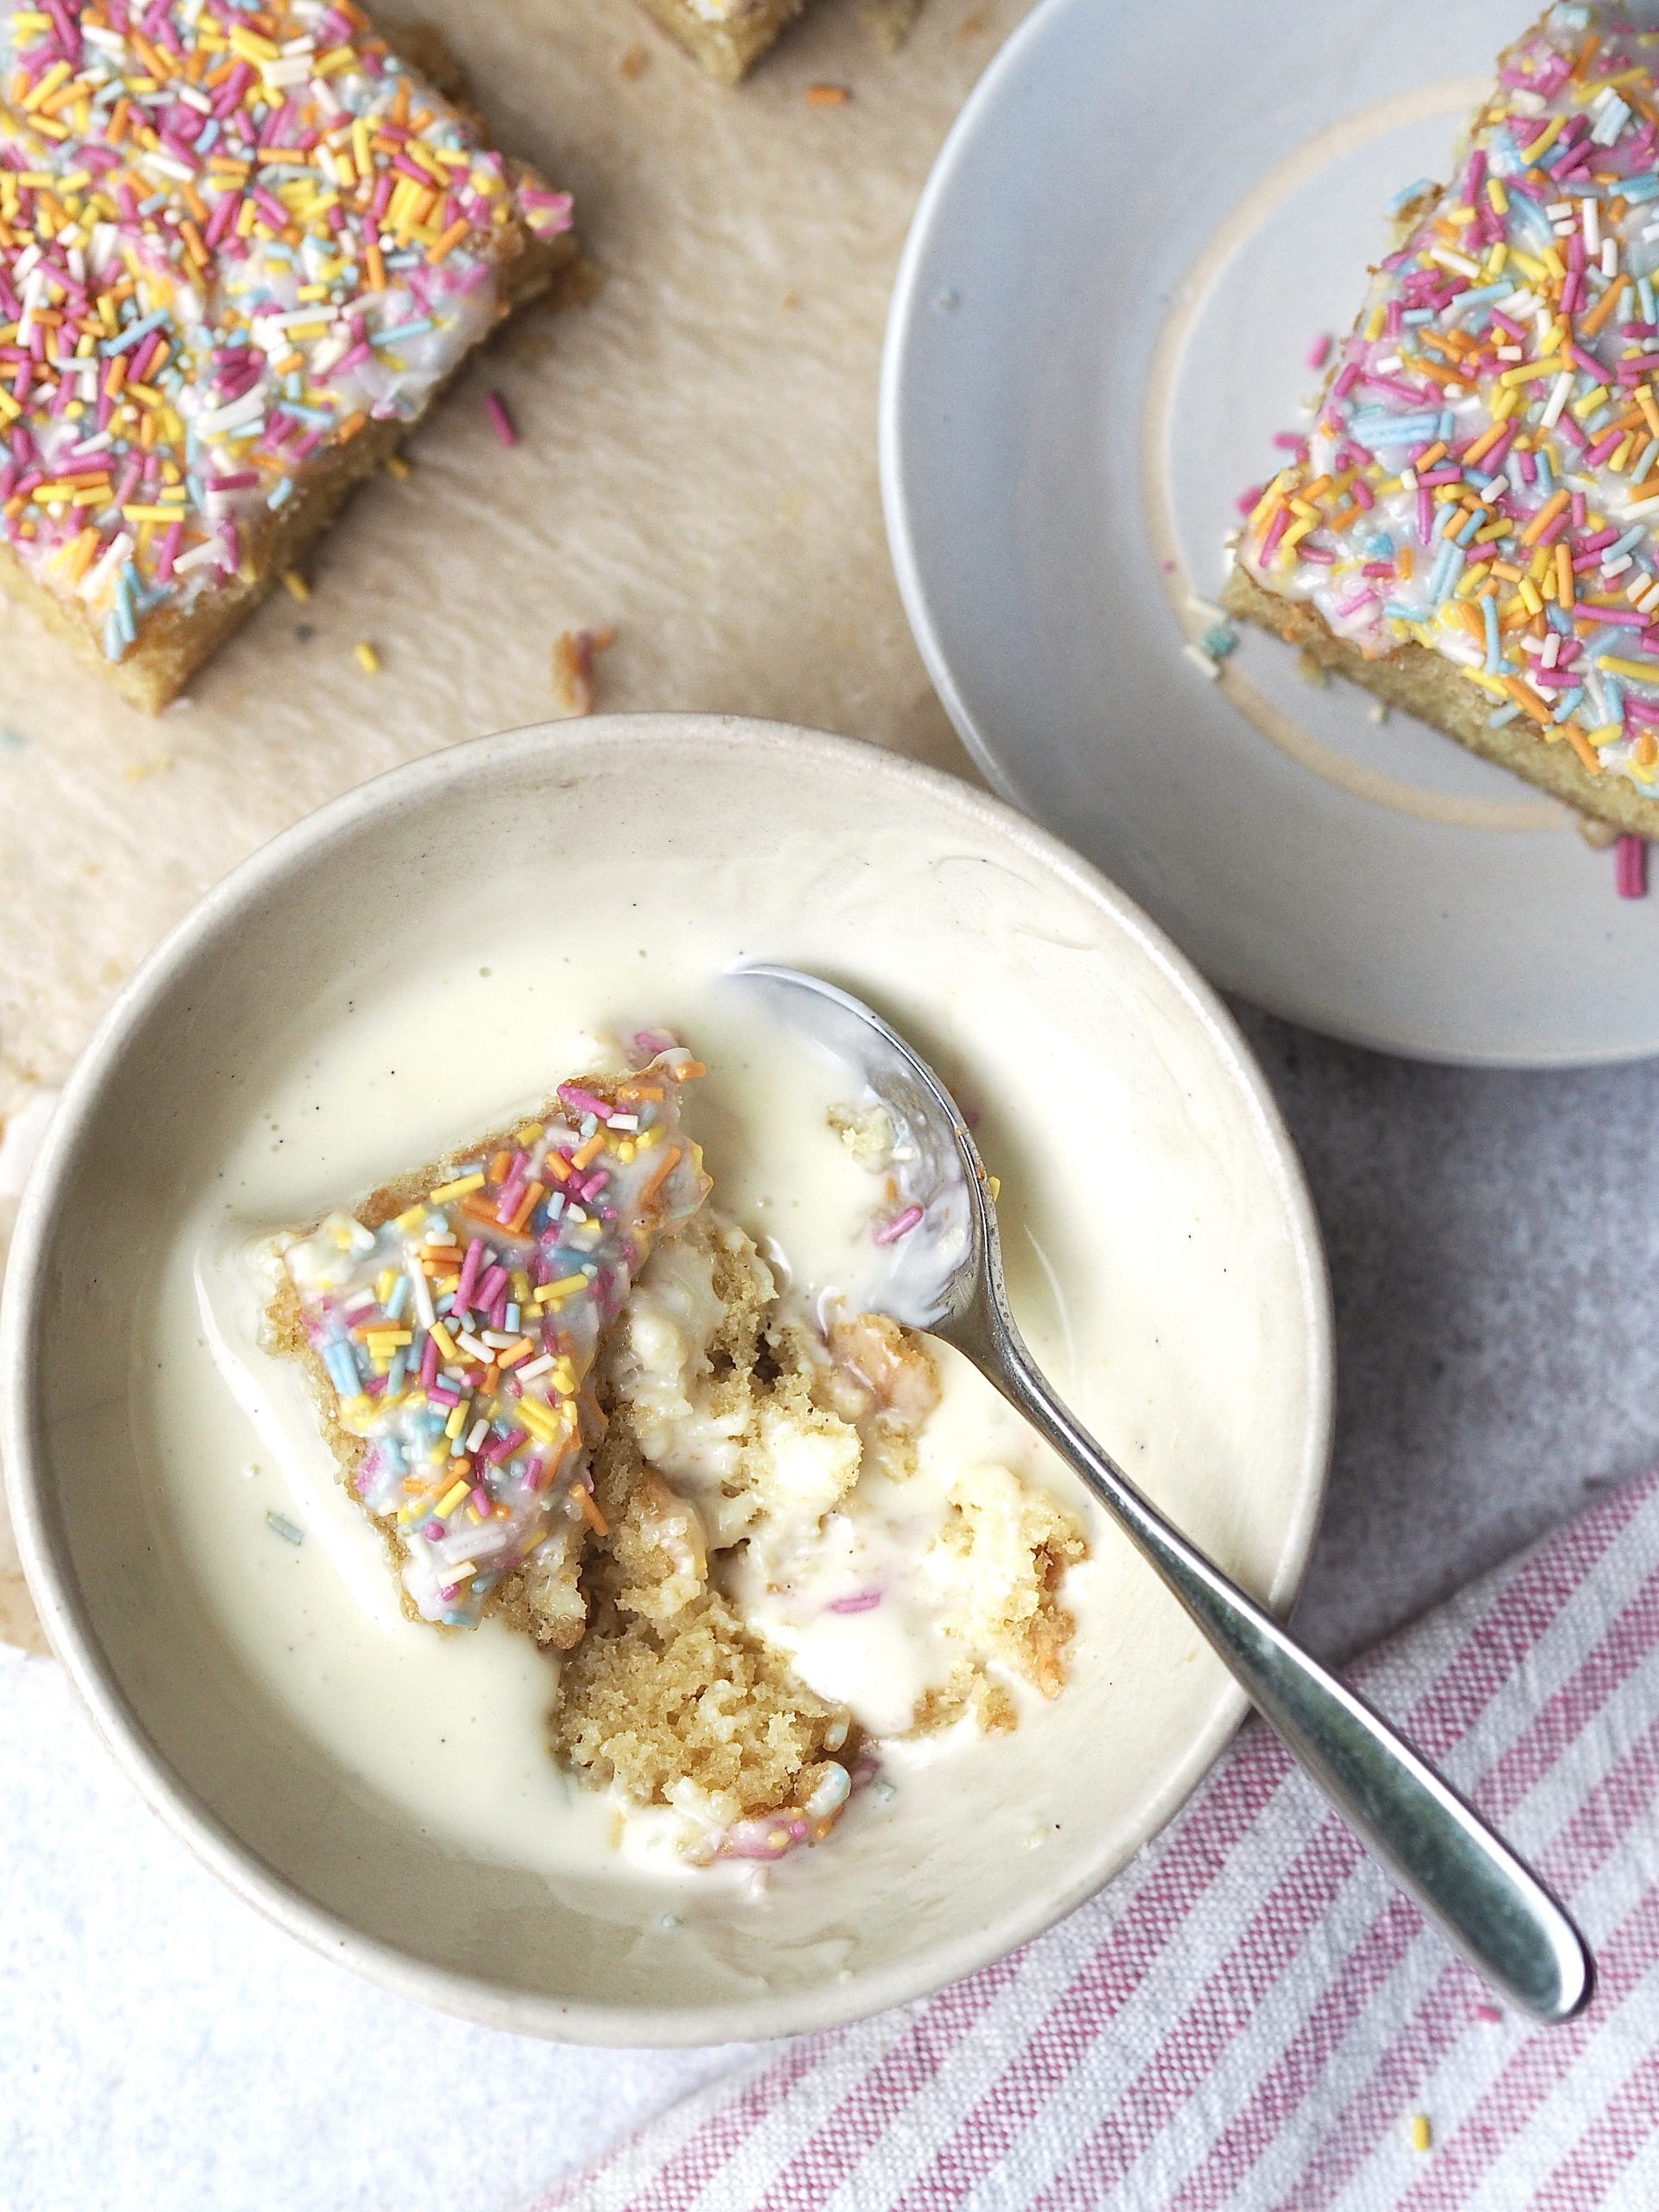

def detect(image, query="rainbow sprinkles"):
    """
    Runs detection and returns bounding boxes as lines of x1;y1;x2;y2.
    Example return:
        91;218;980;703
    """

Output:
1227;3;1659;836
0;0;573;709
271;1048;710;1631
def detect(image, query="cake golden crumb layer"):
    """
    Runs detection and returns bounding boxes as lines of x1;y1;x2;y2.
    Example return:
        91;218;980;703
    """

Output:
0;0;575;709
1230;3;1659;833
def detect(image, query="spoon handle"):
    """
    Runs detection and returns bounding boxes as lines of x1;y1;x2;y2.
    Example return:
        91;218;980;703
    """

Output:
978;1334;1593;2024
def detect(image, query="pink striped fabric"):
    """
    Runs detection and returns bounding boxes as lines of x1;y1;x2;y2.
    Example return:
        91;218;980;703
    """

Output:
532;1474;1659;2212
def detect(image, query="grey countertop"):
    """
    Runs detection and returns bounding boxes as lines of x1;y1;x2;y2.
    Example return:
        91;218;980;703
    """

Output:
1236;1003;1658;1662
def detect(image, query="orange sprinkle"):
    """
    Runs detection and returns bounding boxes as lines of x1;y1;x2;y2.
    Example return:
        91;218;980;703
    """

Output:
804;82;852;105
1564;722;1602;774
489;1149;513;1185
363;236;385;290
574;1487;608;1536
1521;488;1571;545
571;1133;606;1170
425;217;469;264
1556;543;1575;610
637;1143;683;1210
1580;276;1629;339
508;1180;546;1235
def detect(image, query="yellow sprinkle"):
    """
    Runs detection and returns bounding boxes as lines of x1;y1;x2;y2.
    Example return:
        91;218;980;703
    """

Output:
1598;656;1659;681
353;639;381;675
435;1478;471;1516
429;1172;485;1202
543;1272;589;1299
1498;358;1566;390
384;451;411;480
1487;177;1509;215
443;1402;469;1441
393;1205;427;1232
1410;2114;1432;2154
429;1321;460;1362
282;569;311;601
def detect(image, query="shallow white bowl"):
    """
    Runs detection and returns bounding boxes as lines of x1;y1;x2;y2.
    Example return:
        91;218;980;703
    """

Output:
1;715;1332;2044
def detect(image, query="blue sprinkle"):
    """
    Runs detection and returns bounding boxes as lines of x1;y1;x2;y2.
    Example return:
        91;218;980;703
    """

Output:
265;1511;304;1546
372;317;434;347
1387;177;1436;214
266;475;294;510
100;308;169;358
1488;702;1524;728
1483;594;1502;674
1554;686;1586;724
101;610;125;661
1200;624;1238;660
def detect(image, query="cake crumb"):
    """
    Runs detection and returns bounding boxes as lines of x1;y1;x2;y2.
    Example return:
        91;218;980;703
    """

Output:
1580;814;1621;850
551;627;602;716
1294;647;1331;688
620;43;649;76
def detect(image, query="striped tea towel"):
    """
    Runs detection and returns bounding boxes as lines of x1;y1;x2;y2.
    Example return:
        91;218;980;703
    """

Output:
532;1470;1659;2212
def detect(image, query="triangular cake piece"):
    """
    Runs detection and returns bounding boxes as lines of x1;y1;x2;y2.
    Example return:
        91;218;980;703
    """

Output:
264;1049;710;1636
1224;4;1659;837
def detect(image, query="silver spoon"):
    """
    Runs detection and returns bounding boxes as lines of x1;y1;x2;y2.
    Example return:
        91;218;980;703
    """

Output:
728;962;1593;2024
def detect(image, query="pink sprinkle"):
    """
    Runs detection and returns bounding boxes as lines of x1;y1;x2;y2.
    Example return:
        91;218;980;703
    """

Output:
1235;482;1264;516
1473;2002;1503;2024
1306;332;1332;371
483;390;517;448
1617;836;1649;899
827;1590;882;1615
874;1204;924;1246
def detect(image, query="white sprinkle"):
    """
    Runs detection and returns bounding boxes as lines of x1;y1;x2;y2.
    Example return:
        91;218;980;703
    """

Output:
466;1419;490;1453
408;1263;435;1330
1584;200;1600;257
193;386;267;438
1605;554;1633;579
1183;644;1222;681
1542;632;1561;669
455;1330;493;1362
516;1353;555;1381
1540;372;1575;431
172;538;223;575
79;528;133;601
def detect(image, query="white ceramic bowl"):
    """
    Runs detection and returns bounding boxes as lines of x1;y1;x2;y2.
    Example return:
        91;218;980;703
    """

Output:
1;715;1332;2044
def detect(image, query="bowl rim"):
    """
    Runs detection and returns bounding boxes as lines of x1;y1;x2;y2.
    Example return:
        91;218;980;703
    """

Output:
0;711;1334;2046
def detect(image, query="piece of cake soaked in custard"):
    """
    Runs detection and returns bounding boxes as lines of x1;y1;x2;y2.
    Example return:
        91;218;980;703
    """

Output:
265;1039;1088;1866
267;1046;710;1635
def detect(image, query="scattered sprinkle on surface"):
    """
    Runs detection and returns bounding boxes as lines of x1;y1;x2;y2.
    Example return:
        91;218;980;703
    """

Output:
353;638;379;673
483;387;516;447
282;569;311;602
1410;2113;1433;2154
804;83;852;106
265;1510;304;1545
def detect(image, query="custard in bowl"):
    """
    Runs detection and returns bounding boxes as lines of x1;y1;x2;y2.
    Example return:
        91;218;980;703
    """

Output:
1;715;1332;2043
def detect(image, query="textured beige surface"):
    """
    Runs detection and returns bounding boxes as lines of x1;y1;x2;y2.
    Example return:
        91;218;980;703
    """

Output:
0;0;1023;1652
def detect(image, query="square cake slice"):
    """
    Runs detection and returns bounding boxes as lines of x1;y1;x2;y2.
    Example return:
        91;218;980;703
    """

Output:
265;1048;710;1639
1226;3;1659;836
0;0;576;711
634;0;808;84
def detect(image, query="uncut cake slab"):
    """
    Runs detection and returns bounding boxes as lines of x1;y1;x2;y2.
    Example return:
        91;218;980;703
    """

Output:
1227;3;1659;840
880;0;1659;1066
